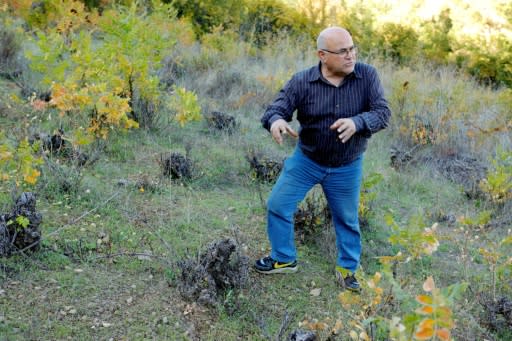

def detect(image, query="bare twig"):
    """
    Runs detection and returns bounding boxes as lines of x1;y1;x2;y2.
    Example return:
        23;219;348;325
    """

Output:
93;252;167;262
46;190;120;238
276;310;293;341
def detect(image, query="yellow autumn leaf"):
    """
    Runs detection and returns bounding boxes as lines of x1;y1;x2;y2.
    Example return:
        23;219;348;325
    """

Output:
373;272;382;281
338;291;362;308
414;327;434;340
176;112;188;127
0;150;13;161
72;130;94;146
414;319;435;340
466;130;476;138
436;308;455;329
377;251;404;264
313;322;328;331
416;295;434;305
436;306;453;319
331;320;343;334
124;119;139;129
417;318;434;329
10;93;21;103
435;328;451;341
359;331;370;341
24;169;40;185
416;305;434;315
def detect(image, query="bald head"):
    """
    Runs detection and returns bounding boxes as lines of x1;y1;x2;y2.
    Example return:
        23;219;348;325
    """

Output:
316;27;356;78
317;27;352;51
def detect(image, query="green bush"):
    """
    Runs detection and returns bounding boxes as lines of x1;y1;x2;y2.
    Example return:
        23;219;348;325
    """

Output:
336;1;378;56
454;34;512;87
419;8;453;65
239;0;315;47
170;0;246;35
378;23;420;64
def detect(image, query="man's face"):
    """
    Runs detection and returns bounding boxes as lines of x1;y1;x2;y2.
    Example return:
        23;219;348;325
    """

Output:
319;34;357;76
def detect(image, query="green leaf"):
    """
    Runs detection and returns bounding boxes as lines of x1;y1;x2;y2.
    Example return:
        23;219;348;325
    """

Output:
441;281;469;303
16;215;30;228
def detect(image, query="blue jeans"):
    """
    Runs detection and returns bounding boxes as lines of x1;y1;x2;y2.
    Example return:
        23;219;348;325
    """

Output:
267;148;363;272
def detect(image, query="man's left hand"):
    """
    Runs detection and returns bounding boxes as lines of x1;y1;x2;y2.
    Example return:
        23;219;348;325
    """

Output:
330;118;356;143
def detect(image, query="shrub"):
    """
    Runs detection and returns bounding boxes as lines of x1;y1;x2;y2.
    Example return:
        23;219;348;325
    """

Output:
386;214;440;261
0;192;42;256
0;133;43;192
384;62;507;165
479;148;512;204
185;28;253;73
294;188;331;244
167;85;202;127
377;23;420;64
0;26;21;75
419;8;453;65
170;0;245;36
453;34;512;87
177;238;249;307
246;150;283;183
336;1;378;55
23;1;196;140
37;157;83;197
359;172;384;227
204;111;237;134
239;0;314;47
159;152;193;180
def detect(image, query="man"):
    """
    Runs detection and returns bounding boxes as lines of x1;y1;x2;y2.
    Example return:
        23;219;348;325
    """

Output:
254;27;391;292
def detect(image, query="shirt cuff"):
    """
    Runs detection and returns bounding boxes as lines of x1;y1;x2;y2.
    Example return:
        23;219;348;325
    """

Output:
352;116;365;132
352;116;372;138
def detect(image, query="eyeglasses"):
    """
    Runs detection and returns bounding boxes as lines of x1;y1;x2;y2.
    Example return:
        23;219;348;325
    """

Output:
321;45;358;57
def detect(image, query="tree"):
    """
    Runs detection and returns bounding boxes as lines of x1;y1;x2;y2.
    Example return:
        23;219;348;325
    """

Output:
420;8;453;64
170;0;245;35
240;0;315;46
378;23;419;64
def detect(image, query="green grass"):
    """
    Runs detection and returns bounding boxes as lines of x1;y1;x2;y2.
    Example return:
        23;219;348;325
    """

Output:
1;41;511;341
0;114;506;340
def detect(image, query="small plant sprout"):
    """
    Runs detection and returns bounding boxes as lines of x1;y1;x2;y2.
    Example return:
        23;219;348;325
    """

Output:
168;85;202;127
386;214;440;260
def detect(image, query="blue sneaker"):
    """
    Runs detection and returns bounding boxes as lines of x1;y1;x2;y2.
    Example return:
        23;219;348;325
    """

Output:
254;256;298;274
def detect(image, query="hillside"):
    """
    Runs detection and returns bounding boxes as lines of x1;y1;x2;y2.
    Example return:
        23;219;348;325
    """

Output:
1;1;511;340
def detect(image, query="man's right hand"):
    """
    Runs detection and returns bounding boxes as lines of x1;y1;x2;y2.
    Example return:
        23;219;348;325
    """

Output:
270;119;298;145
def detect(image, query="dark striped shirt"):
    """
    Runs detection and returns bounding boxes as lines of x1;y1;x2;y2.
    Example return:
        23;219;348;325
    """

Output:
261;62;391;167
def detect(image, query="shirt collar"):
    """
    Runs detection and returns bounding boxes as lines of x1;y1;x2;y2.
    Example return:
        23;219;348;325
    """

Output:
308;62;362;82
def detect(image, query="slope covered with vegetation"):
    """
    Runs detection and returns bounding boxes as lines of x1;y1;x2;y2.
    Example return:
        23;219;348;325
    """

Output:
1;1;511;340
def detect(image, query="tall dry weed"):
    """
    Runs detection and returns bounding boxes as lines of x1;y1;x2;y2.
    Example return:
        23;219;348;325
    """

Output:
375;59;509;162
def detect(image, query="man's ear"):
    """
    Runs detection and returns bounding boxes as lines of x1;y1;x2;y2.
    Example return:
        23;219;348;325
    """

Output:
317;50;325;62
